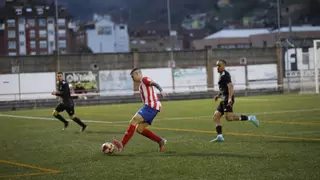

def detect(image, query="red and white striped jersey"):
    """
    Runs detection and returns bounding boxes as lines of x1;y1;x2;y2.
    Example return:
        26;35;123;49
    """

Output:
139;76;162;111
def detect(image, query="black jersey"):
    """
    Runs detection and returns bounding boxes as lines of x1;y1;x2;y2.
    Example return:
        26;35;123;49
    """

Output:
218;70;233;101
57;80;74;106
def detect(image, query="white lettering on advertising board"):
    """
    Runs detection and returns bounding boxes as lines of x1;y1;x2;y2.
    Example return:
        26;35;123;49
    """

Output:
173;67;207;92
247;64;278;89
99;70;134;96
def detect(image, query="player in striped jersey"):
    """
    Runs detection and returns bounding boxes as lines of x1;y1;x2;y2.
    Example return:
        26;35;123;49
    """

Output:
113;68;167;152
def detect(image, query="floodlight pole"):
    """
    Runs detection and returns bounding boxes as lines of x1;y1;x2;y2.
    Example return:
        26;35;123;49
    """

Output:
314;40;319;94
55;0;60;71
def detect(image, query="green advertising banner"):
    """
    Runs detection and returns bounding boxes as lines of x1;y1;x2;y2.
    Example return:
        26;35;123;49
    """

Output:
63;71;98;92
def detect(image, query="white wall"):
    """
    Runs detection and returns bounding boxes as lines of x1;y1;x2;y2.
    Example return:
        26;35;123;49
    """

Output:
284;47;320;71
47;17;56;54
141;68;173;93
0;74;19;101
86;17;129;53
0;73;56;101
18;18;26;55
114;24;130;52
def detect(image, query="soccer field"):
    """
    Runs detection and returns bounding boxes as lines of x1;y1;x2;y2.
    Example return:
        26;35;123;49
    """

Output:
1;94;320;180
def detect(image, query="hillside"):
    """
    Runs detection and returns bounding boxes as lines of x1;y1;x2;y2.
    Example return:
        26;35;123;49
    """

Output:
1;0;319;28
59;0;319;28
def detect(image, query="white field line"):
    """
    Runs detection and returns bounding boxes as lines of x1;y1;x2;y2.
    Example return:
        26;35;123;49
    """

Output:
0;108;320;124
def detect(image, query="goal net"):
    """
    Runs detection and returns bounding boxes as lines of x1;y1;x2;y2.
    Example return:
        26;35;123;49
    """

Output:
299;40;320;94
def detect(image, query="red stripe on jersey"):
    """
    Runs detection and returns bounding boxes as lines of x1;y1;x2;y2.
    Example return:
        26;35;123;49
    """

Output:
151;86;157;109
146;85;151;107
140;85;145;103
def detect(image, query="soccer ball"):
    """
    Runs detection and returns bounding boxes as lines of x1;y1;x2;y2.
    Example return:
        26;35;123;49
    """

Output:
101;142;115;155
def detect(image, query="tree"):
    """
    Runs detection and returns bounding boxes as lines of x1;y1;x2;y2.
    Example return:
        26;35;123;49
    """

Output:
78;46;93;54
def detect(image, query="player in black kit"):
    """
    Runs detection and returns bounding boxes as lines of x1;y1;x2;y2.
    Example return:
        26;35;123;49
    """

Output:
51;72;87;132
211;60;259;142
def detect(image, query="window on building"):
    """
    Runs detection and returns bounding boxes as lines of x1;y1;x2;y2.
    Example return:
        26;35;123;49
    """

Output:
98;26;112;35
20;41;25;46
37;8;43;15
8;30;16;38
39;30;47;38
7;19;16;27
19;18;25;24
16;8;22;15
19;31;25;36
48;19;54;24
30;52;37;55
26;8;32;12
8;52;17;56
237;44;250;48
60;49;66;54
30;41;36;49
48;30;54;35
58;19;65;26
8;41;16;49
218;44;238;49
27;19;35;27
39;19;46;26
263;40;267;47
39;41;47;48
302;47;309;65
58;40;66;48
49;41;54;47
58;29;66;37
228;44;236;49
29;30;36;38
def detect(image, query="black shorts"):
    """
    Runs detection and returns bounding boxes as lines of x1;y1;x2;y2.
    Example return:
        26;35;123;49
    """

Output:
216;100;234;115
55;103;75;116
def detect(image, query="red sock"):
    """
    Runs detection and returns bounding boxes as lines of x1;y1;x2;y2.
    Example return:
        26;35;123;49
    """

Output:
121;125;136;147
140;129;162;143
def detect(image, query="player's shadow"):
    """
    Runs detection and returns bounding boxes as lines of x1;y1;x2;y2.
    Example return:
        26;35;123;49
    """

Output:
114;151;263;159
166;151;263;158
74;130;124;135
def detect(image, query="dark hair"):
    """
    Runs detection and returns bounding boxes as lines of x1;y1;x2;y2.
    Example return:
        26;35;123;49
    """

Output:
57;72;63;75
130;68;140;75
218;59;227;65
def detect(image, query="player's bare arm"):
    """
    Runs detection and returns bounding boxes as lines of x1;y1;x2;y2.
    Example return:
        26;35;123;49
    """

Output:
52;90;63;96
214;92;222;102
150;81;167;97
227;83;234;105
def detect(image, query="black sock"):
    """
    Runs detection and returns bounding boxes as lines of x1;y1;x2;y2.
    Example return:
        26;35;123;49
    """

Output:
73;117;86;127
240;115;248;121
54;114;68;124
216;125;222;135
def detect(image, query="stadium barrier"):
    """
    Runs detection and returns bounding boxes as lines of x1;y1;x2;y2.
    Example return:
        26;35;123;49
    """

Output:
1;63;315;110
0;64;279;100
0;87;282;111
